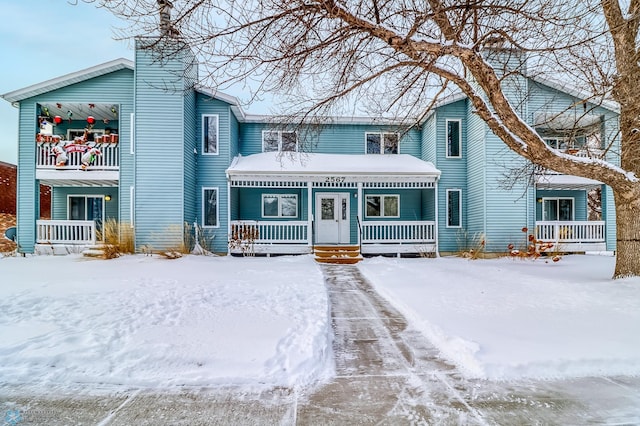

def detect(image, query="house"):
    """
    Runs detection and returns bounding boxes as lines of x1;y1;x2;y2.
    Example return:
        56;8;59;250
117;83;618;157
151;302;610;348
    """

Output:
0;160;50;217
1;38;618;259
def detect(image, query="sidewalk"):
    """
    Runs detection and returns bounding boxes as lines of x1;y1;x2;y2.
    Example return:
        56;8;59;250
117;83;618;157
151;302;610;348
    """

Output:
2;264;639;425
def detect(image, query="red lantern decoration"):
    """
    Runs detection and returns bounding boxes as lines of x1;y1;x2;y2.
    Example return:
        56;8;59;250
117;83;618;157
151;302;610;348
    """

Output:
87;116;96;125
53;116;63;125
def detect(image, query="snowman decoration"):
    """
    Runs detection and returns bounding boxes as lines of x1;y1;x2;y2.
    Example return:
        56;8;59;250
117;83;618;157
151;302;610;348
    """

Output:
51;145;68;167
81;148;102;171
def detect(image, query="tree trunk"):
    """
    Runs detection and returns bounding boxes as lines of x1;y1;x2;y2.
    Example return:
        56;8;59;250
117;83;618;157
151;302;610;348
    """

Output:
613;189;640;279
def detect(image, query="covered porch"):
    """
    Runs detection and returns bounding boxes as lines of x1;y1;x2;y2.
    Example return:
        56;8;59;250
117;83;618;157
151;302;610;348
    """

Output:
534;173;607;252
226;152;440;257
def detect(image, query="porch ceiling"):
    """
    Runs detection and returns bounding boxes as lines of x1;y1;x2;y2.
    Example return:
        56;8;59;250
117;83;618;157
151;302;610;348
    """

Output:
37;170;119;187
226;152;441;183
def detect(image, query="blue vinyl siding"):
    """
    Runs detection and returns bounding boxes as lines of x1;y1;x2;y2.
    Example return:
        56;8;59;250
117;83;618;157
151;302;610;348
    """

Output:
183;70;198;227
15;68;133;252
51;188;118;222
134;41;190;250
195;94;234;252
435;100;468;252
240;122;421;157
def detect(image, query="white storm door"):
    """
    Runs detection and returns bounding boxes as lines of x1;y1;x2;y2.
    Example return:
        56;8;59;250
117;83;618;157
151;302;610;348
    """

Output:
315;193;350;244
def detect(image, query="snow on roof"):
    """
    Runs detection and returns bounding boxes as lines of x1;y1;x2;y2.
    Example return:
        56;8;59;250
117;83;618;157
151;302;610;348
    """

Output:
536;173;602;189
226;152;440;182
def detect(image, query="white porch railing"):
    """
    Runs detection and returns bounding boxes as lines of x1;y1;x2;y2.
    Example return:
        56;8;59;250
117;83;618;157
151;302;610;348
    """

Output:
36;142;119;170
230;220;309;243
535;221;605;243
37;220;97;245
361;221;436;243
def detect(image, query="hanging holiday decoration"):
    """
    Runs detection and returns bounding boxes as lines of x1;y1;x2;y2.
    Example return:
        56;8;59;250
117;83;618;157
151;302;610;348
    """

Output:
54;116;63;125
67;110;73;123
88;103;95;109
103;118;110;125
111;105;117;117
56;103;62;109
87;116;96;125
42;106;50;117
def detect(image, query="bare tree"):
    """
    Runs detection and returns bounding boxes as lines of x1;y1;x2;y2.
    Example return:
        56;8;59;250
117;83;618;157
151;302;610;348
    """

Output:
93;0;640;278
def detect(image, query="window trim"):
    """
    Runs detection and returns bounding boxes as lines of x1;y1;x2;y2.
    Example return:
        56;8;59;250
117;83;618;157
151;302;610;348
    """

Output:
445;119;462;158
364;194;400;218
202;114;219;155
202;187;220;228
365;132;400;154
542;197;575;221
446;189;462;228
261;194;299;218
261;130;298;152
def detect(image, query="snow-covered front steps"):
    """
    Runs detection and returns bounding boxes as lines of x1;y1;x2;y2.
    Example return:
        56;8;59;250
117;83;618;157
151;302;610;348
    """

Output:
313;245;363;264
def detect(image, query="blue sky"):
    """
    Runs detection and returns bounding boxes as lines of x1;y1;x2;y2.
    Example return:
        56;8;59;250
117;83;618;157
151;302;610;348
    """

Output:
0;0;132;163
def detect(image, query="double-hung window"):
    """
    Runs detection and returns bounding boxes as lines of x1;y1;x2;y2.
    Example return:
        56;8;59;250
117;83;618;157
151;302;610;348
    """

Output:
262;131;297;152
262;194;298;218
202;114;219;155
202;187;219;227
366;132;399;154
446;189;462;227
365;195;399;218
446;119;461;158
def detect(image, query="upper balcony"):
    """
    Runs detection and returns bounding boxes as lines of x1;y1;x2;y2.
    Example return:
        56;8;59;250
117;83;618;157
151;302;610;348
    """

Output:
34;102;120;186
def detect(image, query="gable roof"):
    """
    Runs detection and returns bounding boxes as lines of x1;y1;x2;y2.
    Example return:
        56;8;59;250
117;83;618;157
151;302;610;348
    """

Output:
1;58;134;105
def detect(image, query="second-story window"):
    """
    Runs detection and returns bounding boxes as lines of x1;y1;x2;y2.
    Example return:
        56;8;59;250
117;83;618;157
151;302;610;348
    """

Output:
202;114;218;155
446;119;461;158
263;131;297;152
366;132;399;154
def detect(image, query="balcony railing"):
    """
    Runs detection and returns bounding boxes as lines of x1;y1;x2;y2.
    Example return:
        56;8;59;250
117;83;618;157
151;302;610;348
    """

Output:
36;142;119;170
535;221;605;243
37;220;97;245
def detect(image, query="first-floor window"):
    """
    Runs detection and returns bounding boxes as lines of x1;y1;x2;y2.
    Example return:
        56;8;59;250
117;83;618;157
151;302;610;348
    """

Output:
262;194;298;218
365;195;399;217
446;189;462;227
203;188;218;227
543;198;574;221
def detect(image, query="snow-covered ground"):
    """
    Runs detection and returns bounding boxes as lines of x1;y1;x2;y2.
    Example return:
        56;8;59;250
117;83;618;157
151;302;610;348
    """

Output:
359;254;640;380
0;254;332;393
1;253;639;394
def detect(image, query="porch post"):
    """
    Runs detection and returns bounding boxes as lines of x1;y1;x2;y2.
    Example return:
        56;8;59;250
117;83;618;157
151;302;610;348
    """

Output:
307;181;313;247
227;180;232;254
357;182;363;246
434;180;439;256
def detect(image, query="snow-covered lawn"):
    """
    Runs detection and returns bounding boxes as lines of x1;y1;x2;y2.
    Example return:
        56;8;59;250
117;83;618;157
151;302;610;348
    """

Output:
0;254;332;392
1;253;639;394
359;254;640;380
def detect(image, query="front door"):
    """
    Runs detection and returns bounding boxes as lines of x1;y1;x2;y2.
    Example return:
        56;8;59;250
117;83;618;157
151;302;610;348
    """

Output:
315;193;350;244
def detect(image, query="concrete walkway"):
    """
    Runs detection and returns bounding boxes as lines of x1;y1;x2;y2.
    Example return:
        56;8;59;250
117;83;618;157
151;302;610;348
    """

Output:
2;264;639;425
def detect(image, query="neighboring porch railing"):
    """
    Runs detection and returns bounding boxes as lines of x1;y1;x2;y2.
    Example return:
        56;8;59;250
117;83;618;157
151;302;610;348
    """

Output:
361;221;436;243
230;220;309;243
36;143;119;170
37;220;97;245
535;221;605;243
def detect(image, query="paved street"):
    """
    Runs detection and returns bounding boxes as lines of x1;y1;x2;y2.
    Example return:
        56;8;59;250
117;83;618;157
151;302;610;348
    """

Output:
2;264;639;425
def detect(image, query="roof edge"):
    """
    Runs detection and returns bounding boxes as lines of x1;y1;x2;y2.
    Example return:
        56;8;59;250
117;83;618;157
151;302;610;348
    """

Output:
1;58;134;104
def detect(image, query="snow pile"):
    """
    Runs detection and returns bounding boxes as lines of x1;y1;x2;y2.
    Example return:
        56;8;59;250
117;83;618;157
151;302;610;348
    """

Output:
358;254;640;380
0;254;333;392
